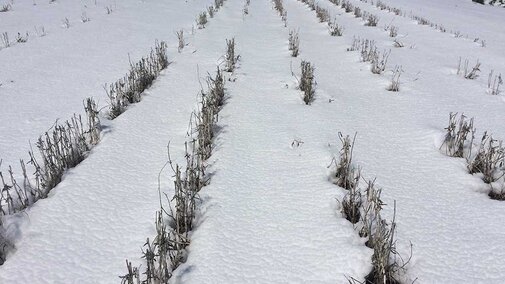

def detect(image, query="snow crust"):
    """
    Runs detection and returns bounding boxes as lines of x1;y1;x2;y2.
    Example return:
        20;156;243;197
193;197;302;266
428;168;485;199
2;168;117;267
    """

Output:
1;0;505;283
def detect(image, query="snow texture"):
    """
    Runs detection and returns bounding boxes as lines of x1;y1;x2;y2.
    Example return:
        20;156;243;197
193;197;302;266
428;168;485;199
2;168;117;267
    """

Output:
1;0;505;283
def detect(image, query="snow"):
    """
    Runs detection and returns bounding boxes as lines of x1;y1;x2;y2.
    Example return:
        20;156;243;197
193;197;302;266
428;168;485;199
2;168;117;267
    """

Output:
1;0;505;283
0;0;214;167
175;2;371;282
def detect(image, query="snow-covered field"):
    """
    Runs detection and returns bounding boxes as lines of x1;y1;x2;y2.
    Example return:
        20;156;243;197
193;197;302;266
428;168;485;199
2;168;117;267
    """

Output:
1;0;505;283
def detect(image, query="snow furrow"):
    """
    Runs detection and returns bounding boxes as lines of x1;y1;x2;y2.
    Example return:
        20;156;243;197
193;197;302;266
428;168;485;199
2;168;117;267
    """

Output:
175;1;370;282
0;0;504;282
282;0;505;282
0;0;215;168
0;0;250;282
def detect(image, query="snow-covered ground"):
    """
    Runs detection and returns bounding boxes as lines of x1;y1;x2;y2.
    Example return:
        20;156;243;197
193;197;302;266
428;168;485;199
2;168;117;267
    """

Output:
1;0;505;283
0;0;214;167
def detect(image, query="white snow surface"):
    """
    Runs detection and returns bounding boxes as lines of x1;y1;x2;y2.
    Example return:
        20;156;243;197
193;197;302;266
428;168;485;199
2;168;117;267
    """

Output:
1;0;505;283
